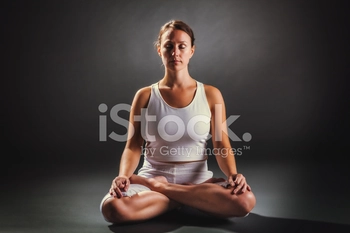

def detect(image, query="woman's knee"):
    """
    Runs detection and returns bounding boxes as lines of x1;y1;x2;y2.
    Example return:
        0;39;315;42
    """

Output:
234;190;256;217
102;198;132;224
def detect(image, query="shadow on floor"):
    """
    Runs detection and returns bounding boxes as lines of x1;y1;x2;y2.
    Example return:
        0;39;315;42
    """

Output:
108;207;350;233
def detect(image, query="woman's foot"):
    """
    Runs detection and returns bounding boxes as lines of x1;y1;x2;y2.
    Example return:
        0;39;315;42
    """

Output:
202;177;226;184
129;174;168;191
181;177;227;185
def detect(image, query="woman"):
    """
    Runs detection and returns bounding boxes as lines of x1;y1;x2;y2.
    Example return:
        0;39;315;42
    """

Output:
100;20;256;223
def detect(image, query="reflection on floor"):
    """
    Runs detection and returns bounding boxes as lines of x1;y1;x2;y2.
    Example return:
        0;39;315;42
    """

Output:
1;160;349;233
109;209;350;233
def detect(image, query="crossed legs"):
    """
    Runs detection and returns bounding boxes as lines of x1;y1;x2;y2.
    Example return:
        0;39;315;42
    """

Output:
101;175;256;224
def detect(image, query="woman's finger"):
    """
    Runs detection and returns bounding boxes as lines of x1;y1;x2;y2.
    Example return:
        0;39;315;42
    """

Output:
124;179;130;191
227;176;235;187
109;187;116;197
115;188;123;198
234;175;243;186
241;182;247;193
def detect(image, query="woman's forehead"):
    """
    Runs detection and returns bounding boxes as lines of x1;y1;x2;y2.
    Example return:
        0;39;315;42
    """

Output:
161;29;191;43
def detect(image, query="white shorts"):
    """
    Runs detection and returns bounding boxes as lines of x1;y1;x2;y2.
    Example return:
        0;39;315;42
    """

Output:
100;159;218;212
137;158;214;184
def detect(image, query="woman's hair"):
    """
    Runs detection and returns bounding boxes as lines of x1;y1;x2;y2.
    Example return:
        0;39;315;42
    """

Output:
154;20;195;49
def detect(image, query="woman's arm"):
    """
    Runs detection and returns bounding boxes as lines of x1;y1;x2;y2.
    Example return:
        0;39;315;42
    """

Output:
110;86;151;198
205;85;251;194
205;85;237;175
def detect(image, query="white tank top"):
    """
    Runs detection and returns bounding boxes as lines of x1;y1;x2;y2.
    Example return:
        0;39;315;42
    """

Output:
142;81;211;162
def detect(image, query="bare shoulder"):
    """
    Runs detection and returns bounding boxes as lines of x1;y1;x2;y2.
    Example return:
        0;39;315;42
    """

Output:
135;86;151;99
203;84;225;107
132;85;152;109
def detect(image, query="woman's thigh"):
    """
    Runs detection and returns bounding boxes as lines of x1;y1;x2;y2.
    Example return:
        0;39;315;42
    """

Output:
101;190;178;223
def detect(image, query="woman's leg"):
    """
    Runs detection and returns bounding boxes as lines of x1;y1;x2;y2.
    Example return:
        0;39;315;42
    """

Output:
130;175;256;218
101;190;180;224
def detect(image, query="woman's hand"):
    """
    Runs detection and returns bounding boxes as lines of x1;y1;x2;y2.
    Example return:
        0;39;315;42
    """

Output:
110;175;130;198
228;173;252;194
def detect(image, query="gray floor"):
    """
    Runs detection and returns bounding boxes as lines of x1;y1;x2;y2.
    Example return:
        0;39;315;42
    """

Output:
1;159;349;233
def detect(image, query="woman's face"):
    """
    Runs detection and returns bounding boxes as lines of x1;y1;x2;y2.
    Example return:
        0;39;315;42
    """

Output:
157;29;195;72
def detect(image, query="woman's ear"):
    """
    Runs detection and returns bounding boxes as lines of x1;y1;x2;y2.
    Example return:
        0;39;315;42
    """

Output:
157;46;161;57
190;45;195;57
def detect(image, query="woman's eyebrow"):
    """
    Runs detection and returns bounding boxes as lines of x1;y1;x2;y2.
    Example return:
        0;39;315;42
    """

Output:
164;40;188;43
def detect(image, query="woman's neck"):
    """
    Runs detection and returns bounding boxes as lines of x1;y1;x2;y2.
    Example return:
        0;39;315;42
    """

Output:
162;69;193;88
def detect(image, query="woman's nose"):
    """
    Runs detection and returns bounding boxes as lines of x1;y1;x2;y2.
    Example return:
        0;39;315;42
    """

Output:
172;47;179;56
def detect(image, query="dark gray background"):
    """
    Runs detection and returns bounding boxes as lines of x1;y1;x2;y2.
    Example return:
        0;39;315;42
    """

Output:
2;0;350;231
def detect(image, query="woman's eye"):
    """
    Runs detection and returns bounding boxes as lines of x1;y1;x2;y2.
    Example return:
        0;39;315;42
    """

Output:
179;45;186;49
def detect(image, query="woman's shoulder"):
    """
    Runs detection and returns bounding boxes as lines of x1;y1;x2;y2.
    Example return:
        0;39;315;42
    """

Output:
135;85;152;97
132;85;153;108
203;83;223;99
202;83;225;109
